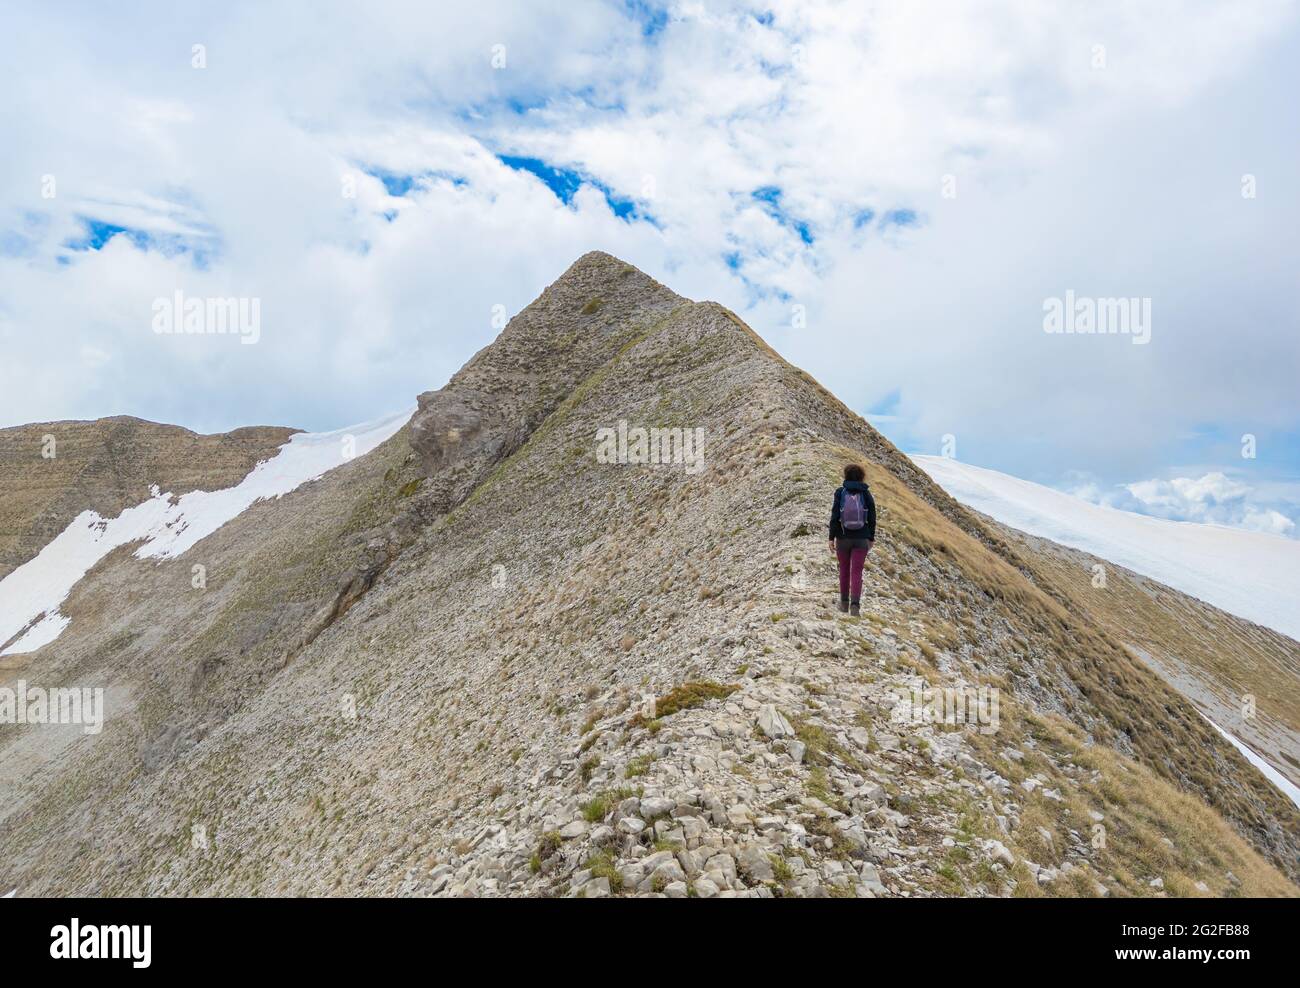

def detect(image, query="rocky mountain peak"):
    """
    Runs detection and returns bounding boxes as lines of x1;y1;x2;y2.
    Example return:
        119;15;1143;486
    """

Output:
408;251;683;498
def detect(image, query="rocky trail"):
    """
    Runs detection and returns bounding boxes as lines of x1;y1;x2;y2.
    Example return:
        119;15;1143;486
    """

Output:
424;551;1172;898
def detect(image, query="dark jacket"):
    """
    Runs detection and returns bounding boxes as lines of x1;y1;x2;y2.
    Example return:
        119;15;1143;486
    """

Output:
829;481;877;545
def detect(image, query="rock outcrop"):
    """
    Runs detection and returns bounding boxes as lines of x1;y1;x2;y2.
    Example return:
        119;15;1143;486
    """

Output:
408;251;682;508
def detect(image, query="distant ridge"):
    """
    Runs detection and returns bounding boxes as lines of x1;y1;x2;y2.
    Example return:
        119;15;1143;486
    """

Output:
914;455;1300;642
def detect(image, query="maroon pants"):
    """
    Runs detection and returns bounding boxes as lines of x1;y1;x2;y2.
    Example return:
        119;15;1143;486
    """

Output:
837;545;869;601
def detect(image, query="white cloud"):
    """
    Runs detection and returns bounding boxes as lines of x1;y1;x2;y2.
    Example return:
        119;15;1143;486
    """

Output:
0;0;1296;503
1070;471;1297;537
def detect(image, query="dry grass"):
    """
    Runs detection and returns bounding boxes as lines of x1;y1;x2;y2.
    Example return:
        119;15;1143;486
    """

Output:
638;680;739;722
968;702;1297;897
1013;535;1300;738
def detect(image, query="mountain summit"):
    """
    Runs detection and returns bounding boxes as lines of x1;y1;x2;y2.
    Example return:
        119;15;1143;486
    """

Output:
1;253;1296;897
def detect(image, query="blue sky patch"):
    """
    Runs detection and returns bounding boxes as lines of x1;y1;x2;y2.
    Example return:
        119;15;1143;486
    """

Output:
364;167;467;198
497;154;654;224
64;218;152;252
624;0;669;38
505;95;550;115
751;186;814;245
721;240;792;304
369;169;418;197
62;215;216;268
880;208;919;229
499;155;583;204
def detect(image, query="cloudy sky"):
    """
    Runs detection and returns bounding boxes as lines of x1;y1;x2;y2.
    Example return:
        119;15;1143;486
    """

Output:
2;0;1297;534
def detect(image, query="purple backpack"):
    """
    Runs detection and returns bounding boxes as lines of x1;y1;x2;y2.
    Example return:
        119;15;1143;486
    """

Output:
841;490;866;531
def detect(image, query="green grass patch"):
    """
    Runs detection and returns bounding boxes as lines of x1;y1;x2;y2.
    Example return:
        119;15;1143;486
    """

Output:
585;850;624;893
653;681;739;718
624;754;655;779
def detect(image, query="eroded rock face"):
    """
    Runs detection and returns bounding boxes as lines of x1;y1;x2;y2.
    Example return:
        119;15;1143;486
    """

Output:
407;251;683;507
409;393;488;475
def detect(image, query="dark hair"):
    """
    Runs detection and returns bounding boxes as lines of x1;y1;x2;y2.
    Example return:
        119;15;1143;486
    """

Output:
843;463;865;482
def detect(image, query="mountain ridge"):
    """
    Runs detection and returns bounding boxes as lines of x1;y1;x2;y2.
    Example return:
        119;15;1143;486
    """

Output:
0;252;1295;897
0;417;299;585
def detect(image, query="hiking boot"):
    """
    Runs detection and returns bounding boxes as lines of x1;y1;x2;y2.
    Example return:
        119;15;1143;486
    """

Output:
837;596;849;613
849;601;861;617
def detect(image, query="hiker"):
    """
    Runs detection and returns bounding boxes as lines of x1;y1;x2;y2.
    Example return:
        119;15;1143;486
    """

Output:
829;463;877;616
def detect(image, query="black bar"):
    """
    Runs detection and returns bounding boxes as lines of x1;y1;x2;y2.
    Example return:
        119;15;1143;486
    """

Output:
2;896;1290;974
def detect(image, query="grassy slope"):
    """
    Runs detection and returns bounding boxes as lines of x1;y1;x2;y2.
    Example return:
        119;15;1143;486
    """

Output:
992;527;1300;774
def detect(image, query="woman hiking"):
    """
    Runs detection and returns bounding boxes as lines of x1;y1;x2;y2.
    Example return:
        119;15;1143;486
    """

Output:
829;463;877;616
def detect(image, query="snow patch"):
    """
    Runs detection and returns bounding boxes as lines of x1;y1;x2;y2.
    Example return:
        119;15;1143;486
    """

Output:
912;455;1300;643
1206;718;1300;811
3;612;71;655
0;408;412;656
